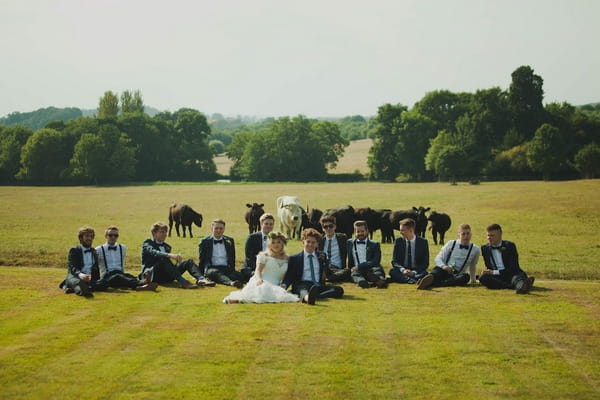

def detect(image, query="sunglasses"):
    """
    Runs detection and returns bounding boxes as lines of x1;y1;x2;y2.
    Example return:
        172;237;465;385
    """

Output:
322;224;334;229
107;233;119;238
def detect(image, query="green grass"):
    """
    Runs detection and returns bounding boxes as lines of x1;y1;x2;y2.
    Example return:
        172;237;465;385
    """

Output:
0;267;598;399
0;181;599;398
0;180;598;279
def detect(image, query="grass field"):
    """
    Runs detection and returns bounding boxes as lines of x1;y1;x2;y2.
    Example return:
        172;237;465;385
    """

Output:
0;180;599;399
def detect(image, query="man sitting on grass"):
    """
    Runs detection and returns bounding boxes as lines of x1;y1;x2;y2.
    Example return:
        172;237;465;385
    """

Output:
59;225;109;297
140;222;211;289
96;225;157;291
416;223;480;290
479;223;534;294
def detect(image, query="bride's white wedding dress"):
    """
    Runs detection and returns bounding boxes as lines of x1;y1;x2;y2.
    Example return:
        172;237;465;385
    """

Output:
223;253;299;303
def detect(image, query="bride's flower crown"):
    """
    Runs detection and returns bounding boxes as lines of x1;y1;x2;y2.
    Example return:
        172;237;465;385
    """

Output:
268;232;288;244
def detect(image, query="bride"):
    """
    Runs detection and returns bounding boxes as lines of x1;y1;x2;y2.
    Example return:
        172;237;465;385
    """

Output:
223;232;299;304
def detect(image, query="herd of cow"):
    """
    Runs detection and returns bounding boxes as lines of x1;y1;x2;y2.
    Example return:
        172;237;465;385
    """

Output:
168;196;453;245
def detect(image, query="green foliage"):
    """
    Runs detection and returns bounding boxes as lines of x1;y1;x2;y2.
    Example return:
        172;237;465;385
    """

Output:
367;103;407;181
337;115;370;140
488;144;532;177
526;123;567;180
509;65;545;140
17;128;75;183
0;107;82;131
0;125;33;182
209;139;225;155
574;142;600;178
231;115;348;181
69;124;136;183
120;90;145;114
98;91;119;119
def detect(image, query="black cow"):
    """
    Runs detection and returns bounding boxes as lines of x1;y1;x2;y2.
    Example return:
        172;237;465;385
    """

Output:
428;211;452;245
245;203;265;234
389;208;428;239
413;206;431;237
301;207;323;233
376;209;394;243
168;203;203;238
354;207;383;240
323;205;355;237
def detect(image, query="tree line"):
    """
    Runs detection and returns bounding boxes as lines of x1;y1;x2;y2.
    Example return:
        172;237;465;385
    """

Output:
1;65;599;184
368;66;600;181
0;90;215;184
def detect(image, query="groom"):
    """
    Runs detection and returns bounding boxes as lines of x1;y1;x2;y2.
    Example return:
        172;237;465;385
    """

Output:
283;228;344;305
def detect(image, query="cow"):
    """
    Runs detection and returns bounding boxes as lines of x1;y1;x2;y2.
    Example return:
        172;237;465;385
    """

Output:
301;206;323;233
277;196;303;239
168;203;203;238
323;205;355;237
413;206;431;237
376;209;394;243
389;208;429;239
354;207;382;240
245;203;265;234
428;211;452;245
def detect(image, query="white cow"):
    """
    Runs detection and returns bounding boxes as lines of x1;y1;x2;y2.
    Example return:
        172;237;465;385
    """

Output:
277;195;303;240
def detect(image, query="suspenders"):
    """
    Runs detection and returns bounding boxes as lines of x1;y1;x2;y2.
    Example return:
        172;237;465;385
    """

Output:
444;240;473;273
101;244;123;271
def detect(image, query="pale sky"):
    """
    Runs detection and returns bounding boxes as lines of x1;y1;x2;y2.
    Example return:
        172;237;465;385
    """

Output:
1;0;599;118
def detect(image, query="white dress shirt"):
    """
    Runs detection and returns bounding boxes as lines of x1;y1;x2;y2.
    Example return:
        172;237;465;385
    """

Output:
434;240;480;280
352;239;368;266
211;237;228;266
80;245;94;275
96;243;126;272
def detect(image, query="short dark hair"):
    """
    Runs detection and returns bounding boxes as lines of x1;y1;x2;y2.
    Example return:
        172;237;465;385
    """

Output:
399;218;415;229
486;223;502;232
302;228;322;241
353;220;368;230
319;216;336;226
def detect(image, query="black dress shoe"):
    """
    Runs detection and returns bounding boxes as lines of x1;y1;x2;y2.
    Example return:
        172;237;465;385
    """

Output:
307;285;319;305
358;280;370;289
417;274;434;290
374;279;388;289
516;277;532;294
232;280;244;289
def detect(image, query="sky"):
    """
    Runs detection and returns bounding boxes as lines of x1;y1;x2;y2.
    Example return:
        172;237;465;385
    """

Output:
1;0;599;118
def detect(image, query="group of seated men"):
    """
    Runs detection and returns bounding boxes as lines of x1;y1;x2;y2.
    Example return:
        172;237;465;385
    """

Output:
59;212;534;298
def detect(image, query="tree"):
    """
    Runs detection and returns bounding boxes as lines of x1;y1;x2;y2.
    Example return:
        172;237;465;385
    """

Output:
69;124;136;183
17;128;74;183
209;139;225;155
0;125;33;182
526;123;566;180
98;91;119;119
172;108;215;179
413;90;471;133
433;146;468;183
509;66;545;141
574;142;600;178
310;121;348;168
121;90;145;114
367;103;407;181
394;110;437;181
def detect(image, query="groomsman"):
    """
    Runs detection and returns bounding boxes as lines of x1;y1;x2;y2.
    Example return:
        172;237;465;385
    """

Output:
318;216;351;282
240;213;275;282
417;223;480;290
389;218;429;284
140;222;208;289
480;224;534;294
347;221;387;289
284;228;344;305
96;226;157;291
59;225;109;297
199;219;243;288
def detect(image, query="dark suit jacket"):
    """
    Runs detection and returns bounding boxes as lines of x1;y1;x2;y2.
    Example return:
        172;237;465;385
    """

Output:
481;240;523;278
242;232;265;271
319;233;348;269
391;236;429;274
141;239;172;276
60;245;101;288
198;235;235;273
346;238;382;269
283;250;327;289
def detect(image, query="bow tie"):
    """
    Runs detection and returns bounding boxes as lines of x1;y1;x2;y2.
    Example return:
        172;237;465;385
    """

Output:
108;245;118;251
459;244;469;250
83;249;93;253
491;245;502;249
214;239;224;244
356;240;366;245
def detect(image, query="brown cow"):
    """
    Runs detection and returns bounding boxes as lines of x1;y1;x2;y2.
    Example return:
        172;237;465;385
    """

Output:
168;203;203;238
245;203;265;234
